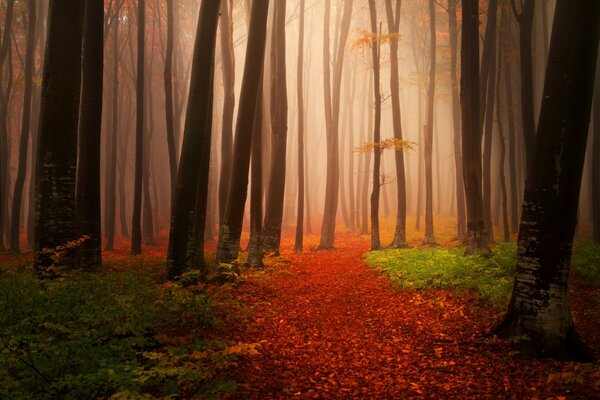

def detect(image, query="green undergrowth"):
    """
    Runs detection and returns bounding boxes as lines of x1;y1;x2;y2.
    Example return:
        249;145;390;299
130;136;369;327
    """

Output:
367;241;600;307
0;264;254;399
367;243;517;306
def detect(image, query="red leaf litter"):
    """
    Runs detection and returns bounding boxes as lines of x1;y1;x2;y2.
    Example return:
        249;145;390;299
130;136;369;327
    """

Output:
223;234;599;399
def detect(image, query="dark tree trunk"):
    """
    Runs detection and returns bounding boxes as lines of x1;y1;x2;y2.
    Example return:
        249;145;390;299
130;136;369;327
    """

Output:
34;0;84;271
0;0;15;251
131;0;145;255
75;0;103;271
214;0;269;265
361;73;373;236
166;0;221;279
494;0;600;361
263;0;288;254
496;26;510;242
317;0;353;250
511;0;535;171
248;79;264;267
423;0;436;245
482;0;499;243
218;0;235;227
385;0;407;248
368;2;381;251
10;0;36;253
448;1;466;241
105;6;120;250
461;0;489;252
502;8;520;234
294;0;305;252
164;0;177;199
593;54;600;244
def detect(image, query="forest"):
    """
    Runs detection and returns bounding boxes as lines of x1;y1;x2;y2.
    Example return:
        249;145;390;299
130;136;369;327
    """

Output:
0;0;599;398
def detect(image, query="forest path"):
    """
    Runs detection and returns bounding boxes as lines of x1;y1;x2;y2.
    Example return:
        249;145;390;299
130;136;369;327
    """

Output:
223;233;587;399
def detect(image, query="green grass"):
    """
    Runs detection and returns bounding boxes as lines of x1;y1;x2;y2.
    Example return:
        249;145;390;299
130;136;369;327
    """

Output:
367;241;600;306
0;265;250;399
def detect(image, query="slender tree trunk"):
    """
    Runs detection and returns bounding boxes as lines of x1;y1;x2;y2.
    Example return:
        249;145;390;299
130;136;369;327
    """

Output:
448;0;466;241
34;0;84;271
105;7;120;250
423;0;436;245
9;0;36;253
368;4;381;250
502;7;520;234
511;0;535;171
214;0;269;265
294;0;305;252
494;0;600;360
164;0;177;198
248;77;264;267
461;0;489;252
593;53;600;244
75;0;103;270
167;0;221;279
131;0;145;255
361;73;373;236
385;0;407;247
263;0;289;254
496;25;510;242
218;0;235;226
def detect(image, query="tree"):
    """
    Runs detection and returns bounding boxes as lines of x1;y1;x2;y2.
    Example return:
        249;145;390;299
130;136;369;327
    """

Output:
164;0;177;198
593;54;600;244
368;0;382;251
248;78;265;268
317;0;354;250
262;0;288;254
9;0;36;253
294;0;306;252
494;0;600;361
385;0;408;248
34;0;85;271
510;0;535;170
215;0;270;265
423;0;436;245
218;0;235;226
447;0;466;241
131;0;145;255
461;0;489;252
166;0;222;279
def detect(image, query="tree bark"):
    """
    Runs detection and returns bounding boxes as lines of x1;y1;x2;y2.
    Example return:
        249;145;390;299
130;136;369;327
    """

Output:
75;0;103;270
166;0;221;279
494;0;600;361
34;0;84;271
593;53;600;244
461;0;489;252
368;3;381;251
10;0;36;253
423;0;436;245
294;0;306;252
164;0;177;199
248;77;264;267
214;0;269;265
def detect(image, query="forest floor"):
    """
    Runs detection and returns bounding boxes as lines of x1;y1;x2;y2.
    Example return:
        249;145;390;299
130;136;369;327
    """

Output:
222;232;600;399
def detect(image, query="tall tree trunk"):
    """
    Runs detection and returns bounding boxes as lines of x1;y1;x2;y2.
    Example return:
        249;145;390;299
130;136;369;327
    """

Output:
262;0;289;254
482;0;499;243
34;0;84;271
164;0;177;199
494;0;600;360
361;73;373;236
167;0;221;279
423;0;436;245
448;0;466;241
214;0;269;265
10;0;36;253
105;6;120;250
511;0;535;171
368;3;381;251
593;53;600;244
294;0;305;252
385;0;407;247
248;78;264;267
218;0;235;226
461;0;489;252
131;0;145;255
496;24;510;242
75;0;103;271
502;7;520;234
317;0;353;249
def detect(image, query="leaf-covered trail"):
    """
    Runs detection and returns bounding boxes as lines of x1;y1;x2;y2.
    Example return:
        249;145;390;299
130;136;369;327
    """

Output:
224;234;597;399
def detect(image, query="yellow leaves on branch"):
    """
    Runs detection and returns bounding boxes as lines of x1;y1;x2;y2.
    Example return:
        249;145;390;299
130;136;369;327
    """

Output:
354;138;415;153
352;30;401;52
